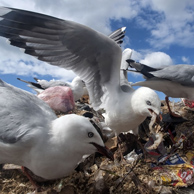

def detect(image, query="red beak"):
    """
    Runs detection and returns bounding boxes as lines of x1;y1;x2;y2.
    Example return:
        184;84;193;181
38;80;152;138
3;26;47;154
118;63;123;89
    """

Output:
90;142;114;161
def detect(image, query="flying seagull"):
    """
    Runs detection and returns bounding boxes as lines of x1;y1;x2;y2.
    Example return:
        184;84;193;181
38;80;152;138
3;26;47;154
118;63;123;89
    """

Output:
127;59;194;117
0;7;161;135
0;79;113;184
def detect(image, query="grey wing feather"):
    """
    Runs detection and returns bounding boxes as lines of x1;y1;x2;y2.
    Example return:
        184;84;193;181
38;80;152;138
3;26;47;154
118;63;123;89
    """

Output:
151;65;194;86
0;79;56;144
0;7;122;109
108;27;126;46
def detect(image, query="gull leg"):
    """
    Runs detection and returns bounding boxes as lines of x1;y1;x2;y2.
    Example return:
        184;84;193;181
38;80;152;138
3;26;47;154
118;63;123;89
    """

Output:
114;131;126;162
165;96;181;117
117;135;125;161
21;166;41;191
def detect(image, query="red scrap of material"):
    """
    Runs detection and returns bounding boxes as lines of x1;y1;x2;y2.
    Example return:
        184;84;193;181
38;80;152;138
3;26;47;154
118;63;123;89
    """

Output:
182;98;194;108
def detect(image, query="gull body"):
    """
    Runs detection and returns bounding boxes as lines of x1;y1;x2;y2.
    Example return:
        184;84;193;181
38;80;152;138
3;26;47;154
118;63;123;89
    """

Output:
18;76;86;101
0;79;113;179
0;7;161;135
104;86;160;134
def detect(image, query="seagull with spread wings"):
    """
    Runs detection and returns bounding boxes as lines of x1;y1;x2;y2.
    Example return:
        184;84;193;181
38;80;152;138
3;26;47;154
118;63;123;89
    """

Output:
0;7;161;135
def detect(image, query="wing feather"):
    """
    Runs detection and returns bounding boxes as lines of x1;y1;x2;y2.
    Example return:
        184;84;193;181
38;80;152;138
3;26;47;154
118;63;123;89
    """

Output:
0;79;56;144
0;7;122;109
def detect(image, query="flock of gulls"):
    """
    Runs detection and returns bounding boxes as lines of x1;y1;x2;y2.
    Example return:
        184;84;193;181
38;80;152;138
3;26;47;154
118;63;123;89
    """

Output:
0;6;194;190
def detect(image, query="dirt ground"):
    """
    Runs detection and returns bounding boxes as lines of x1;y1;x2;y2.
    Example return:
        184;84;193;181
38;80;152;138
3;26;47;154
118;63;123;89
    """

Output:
1;98;194;194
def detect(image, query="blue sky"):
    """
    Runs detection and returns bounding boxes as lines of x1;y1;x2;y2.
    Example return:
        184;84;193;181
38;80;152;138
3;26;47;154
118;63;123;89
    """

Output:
0;0;194;101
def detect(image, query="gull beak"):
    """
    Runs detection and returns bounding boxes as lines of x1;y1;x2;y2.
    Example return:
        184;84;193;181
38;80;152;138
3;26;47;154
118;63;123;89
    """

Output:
91;142;114;161
148;109;162;123
157;113;163;123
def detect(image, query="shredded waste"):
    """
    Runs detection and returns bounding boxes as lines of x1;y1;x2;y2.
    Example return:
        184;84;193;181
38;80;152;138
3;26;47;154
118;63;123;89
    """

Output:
1;97;194;194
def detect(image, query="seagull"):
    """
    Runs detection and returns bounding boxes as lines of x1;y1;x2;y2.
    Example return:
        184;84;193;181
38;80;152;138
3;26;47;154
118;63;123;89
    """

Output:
0;79;113;182
17;76;87;101
127;59;194;117
0;7;161;135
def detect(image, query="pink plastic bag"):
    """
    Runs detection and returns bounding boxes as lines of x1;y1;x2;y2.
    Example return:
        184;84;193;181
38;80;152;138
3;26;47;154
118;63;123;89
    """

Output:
38;86;75;113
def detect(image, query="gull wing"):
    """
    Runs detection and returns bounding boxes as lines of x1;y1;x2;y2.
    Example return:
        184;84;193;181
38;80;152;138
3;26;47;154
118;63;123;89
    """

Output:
127;60;160;78
151;64;194;87
0;79;56;144
0;7;122;110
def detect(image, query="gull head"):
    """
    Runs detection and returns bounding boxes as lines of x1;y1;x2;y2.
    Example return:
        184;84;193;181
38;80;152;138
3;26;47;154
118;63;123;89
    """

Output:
71;76;85;88
51;114;114;161
71;76;86;100
131;87;161;117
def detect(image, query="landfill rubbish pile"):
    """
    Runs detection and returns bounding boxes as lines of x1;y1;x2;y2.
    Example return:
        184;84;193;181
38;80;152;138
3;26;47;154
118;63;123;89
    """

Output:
1;97;194;194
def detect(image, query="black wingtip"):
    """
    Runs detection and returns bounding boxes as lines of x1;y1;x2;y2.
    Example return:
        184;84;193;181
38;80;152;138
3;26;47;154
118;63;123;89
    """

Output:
17;77;44;90
108;27;126;46
33;77;39;82
126;59;135;68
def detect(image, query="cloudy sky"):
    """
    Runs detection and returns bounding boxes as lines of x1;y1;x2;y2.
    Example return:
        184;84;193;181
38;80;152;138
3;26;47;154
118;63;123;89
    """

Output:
0;0;193;100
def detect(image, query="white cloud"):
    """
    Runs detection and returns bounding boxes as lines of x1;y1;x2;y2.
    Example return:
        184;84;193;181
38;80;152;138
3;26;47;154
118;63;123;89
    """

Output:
144;0;194;48
131;50;143;61
140;52;174;68
126;0;194;48
181;56;190;64
0;59;76;80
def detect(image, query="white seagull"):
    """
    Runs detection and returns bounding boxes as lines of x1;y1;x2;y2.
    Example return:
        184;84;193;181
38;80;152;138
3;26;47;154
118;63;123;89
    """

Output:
0;79;113;181
127;60;194;116
17;76;87;101
0;7;161;135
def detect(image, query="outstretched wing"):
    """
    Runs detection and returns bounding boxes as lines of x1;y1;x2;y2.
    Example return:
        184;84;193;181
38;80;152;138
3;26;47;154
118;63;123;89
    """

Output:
127;60;160;78
0;7;122;109
151;64;194;87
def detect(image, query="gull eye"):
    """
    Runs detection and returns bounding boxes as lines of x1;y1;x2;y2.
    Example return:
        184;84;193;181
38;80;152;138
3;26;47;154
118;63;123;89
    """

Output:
88;132;94;138
146;100;152;106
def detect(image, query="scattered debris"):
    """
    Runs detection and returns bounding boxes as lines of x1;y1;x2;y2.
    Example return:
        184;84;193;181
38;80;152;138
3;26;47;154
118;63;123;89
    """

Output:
124;150;142;164
182;98;194;109
1;99;194;193
152;153;194;187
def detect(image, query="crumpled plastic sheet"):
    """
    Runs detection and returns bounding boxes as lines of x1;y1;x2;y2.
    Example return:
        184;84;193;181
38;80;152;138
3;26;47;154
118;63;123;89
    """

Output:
152;152;194;187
